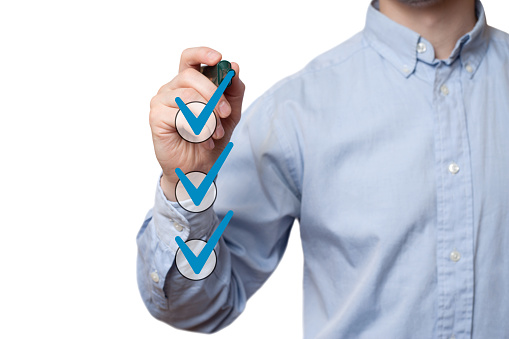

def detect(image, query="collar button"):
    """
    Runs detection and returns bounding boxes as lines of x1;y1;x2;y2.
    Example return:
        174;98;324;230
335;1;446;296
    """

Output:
417;42;427;53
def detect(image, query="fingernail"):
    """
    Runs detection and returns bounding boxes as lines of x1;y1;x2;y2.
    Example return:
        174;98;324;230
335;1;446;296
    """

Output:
207;51;219;61
203;138;212;150
219;101;229;117
216;123;225;139
208;138;215;149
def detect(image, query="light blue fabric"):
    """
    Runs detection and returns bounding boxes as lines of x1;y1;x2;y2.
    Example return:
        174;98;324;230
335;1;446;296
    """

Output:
137;1;509;338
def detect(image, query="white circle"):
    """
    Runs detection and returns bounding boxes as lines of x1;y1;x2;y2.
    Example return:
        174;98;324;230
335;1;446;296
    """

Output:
175;171;217;213
175;239;217;280
175;101;217;143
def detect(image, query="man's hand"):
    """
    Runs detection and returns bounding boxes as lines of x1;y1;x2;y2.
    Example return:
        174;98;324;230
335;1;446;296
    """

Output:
149;47;245;201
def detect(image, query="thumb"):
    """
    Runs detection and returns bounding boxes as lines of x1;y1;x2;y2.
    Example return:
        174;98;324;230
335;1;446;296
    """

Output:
224;62;245;124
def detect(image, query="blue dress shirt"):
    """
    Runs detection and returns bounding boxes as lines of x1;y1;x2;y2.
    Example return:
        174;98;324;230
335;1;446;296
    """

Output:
137;1;509;338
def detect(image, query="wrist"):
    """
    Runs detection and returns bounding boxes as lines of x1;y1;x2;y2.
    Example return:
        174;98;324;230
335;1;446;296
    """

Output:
160;174;177;202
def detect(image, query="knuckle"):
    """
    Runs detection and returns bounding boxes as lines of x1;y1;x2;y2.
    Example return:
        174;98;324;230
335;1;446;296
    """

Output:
148;105;168;127
180;67;195;78
148;108;158;126
157;83;168;94
157;79;176;94
149;96;161;109
239;80;246;93
181;48;191;59
180;88;197;102
149;94;161;110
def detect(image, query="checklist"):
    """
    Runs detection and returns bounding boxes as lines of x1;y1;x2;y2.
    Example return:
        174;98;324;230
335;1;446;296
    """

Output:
173;71;236;280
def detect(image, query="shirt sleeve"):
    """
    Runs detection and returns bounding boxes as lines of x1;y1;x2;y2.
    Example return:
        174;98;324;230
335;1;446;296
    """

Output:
136;92;302;333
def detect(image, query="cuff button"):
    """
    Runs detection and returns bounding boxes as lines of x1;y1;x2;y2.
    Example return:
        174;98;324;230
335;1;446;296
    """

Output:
150;271;160;283
174;223;184;232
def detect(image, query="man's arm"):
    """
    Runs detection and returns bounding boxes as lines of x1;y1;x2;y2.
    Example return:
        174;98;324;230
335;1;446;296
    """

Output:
137;52;301;332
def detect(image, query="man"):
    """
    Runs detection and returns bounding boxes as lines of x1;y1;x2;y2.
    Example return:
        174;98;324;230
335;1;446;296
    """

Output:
137;0;509;337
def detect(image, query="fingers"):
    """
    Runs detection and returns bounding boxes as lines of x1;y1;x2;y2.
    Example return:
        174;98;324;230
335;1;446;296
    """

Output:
179;47;222;72
150;88;225;140
223;62;245;124
152;48;244;147
161;68;232;118
155;87;203;108
224;62;245;99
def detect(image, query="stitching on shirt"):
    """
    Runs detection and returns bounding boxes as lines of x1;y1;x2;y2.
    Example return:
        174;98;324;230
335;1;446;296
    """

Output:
247;36;369;201
257;93;302;204
433;66;447;336
457;74;475;332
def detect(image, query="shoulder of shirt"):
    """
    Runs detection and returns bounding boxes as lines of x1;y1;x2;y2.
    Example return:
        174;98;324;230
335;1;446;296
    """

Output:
487;25;509;44
261;31;368;100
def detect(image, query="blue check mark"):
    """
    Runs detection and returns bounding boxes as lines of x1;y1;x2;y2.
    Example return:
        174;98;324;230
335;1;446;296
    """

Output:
175;142;233;206
175;210;233;274
175;70;235;136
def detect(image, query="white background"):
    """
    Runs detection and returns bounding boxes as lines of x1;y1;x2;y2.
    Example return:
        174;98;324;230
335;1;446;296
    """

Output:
0;1;507;338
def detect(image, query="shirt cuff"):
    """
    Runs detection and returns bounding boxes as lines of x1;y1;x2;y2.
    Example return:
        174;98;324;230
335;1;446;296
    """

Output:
152;174;218;254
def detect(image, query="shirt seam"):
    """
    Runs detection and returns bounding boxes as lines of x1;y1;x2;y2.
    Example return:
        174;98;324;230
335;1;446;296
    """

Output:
261;93;302;202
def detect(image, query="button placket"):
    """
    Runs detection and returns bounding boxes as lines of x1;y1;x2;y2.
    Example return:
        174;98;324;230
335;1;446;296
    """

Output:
432;62;475;337
449;249;461;262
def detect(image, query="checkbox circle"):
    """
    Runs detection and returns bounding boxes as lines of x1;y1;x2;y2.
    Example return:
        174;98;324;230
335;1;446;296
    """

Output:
175;171;217;213
175;239;217;280
175;101;217;143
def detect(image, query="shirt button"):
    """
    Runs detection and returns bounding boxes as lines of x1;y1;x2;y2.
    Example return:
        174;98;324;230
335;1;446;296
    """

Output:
417;42;427;53
174;223;183;232
440;84;450;96
150;271;160;283
450;250;461;262
448;162;460;174
465;63;474;73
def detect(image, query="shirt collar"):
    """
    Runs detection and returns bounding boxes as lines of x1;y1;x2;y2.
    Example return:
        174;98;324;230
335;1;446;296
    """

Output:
363;0;489;79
